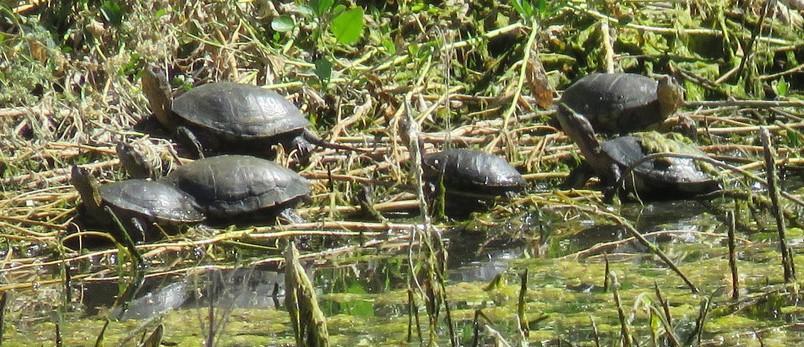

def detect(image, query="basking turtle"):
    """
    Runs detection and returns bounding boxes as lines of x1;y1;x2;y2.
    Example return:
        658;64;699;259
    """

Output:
70;166;205;241
141;65;363;159
551;73;684;135
163;155;310;223
557;104;720;201
422;149;526;200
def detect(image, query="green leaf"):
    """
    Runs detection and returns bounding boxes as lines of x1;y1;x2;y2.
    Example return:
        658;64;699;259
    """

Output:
314;57;332;86
774;77;789;97
271;15;295;32
332;4;346;16
381;37;396;55
331;8;364;45
312;0;334;17
154;8;168;19
511;0;533;19
785;129;801;148
100;0;124;26
297;4;315;18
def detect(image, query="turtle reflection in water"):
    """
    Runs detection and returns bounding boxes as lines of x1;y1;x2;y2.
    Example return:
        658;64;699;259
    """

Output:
557;104;721;201
70;166;205;242
551;73;684;135
422;149;526;216
141;65;362;160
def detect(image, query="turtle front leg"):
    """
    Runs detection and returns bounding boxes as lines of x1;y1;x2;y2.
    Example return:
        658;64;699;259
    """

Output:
603;163;623;203
289;134;313;164
175;126;206;159
278;208;305;224
561;161;595;189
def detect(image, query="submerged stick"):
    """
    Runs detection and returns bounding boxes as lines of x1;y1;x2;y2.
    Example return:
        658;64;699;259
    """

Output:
517;270;529;337
0;291;6;345
603;253;610;292
590;315;600;347
760;127;794;282
610;272;632;347
727;211;740;300
284;241;330;347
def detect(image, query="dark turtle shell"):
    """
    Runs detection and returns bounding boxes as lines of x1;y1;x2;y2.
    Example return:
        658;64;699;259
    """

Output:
100;179;205;224
422;149;525;197
602;135;720;198
172;82;309;140
557;73;670;134
165;155;310;219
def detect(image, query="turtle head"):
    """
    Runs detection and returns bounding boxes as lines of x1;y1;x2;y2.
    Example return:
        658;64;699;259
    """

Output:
70;165;104;216
141;64;177;130
116;142;159;180
656;75;684;118
556;103;602;157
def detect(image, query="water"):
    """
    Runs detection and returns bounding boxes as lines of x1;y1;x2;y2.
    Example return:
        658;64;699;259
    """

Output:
1;198;801;345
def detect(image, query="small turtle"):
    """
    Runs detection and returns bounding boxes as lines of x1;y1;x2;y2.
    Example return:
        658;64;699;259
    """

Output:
551;73;684;135
163;155;310;223
141;65;363;159
70;166;205;241
557;104;720;201
116;142;160;180
422;149;526;200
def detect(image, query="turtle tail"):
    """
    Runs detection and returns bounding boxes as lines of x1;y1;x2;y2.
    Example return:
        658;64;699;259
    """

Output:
302;129;370;153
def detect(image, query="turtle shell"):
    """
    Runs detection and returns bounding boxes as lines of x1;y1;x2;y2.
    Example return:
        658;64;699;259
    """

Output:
165;155;310;219
422;149;525;197
558;73;664;134
100;179;205;224
601;136;720;197
172;82;309;140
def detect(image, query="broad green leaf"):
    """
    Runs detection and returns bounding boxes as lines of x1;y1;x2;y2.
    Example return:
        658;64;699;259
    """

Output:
271;15;295;32
331;8;364;45
774;77;789;97
332;4;346;16
297;4;315;18
314;57;332;85
312;0;334;17
100;0;124;26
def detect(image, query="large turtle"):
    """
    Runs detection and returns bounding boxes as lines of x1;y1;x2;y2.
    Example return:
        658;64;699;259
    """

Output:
163;155;310;223
421;149;525;216
556;104;720;201
551;73;684;135
141;65;363;159
70;166;205;242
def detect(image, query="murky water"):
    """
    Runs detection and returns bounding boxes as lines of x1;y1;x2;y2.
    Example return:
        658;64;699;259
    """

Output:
1;196;802;345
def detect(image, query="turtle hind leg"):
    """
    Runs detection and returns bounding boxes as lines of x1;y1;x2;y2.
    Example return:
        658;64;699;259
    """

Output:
175;126;207;159
278;208;305;224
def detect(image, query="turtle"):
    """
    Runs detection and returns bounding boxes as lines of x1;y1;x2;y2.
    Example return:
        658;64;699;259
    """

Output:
550;73;684;135
422;149;526;215
141;65;364;159
70;166;205;242
116;142;160;180
163;155;310;223
556;104;721;201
